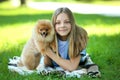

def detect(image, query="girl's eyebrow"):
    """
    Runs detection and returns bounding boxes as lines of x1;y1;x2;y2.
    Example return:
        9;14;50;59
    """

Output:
55;20;60;23
65;19;70;21
65;19;71;22
56;19;70;22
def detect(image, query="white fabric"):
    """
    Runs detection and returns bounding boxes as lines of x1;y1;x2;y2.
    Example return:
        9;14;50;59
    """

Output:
8;55;93;78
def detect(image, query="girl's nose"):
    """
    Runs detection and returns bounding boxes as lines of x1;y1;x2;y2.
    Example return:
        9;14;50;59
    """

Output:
61;22;65;27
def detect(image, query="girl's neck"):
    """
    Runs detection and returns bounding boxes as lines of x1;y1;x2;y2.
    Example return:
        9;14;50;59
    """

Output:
58;36;68;41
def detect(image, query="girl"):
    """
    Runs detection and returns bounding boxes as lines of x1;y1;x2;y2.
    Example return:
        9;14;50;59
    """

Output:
44;7;101;77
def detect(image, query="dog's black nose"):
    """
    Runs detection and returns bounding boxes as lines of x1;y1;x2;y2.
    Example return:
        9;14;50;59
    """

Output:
41;32;47;37
43;32;46;35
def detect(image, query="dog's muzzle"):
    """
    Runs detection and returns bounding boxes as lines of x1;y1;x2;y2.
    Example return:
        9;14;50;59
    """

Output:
41;32;48;38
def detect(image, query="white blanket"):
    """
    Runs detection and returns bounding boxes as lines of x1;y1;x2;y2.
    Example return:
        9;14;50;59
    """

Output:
8;56;88;78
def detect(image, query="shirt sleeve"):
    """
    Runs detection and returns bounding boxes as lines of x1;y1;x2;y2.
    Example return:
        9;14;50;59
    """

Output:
80;49;87;63
80;49;86;56
80;50;94;65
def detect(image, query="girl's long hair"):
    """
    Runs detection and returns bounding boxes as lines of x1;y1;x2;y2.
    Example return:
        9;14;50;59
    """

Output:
51;7;88;58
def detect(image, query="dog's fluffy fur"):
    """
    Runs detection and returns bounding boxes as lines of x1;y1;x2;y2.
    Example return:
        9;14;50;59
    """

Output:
17;19;56;70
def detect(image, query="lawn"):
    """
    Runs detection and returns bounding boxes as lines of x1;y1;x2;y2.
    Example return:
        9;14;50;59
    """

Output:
0;1;120;80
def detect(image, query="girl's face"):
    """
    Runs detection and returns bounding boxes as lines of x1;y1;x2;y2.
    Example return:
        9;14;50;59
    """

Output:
55;13;71;40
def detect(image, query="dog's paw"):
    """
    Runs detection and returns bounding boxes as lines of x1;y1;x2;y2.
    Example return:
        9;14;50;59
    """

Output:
38;69;49;75
36;64;48;75
36;64;45;71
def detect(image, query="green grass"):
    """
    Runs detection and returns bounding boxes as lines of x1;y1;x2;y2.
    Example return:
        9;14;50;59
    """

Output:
0;1;120;80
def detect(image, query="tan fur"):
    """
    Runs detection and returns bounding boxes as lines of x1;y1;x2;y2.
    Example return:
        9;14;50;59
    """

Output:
17;19;56;70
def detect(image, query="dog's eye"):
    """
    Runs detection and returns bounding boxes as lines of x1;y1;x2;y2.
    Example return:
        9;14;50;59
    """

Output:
40;29;42;31
46;29;48;31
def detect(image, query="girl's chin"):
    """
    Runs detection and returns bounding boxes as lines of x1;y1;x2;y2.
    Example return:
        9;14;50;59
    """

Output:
59;32;69;36
59;34;68;36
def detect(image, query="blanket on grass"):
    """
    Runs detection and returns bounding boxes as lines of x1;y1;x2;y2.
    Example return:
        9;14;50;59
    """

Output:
8;56;87;78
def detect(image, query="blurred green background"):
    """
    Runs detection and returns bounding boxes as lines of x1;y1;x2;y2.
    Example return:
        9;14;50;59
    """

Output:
0;0;120;80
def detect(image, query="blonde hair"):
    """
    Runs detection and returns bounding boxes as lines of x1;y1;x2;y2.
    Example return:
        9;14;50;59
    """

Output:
51;7;88;58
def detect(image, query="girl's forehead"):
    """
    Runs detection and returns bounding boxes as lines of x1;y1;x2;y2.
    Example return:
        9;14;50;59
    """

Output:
56;13;69;20
57;13;68;16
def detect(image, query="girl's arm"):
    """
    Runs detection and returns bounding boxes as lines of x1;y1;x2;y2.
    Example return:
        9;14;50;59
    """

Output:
45;47;81;71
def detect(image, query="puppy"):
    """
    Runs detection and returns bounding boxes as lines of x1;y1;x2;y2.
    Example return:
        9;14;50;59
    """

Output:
17;19;56;70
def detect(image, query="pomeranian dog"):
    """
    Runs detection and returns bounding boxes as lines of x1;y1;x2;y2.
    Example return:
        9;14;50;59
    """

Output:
17;19;56;70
